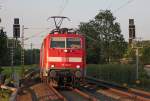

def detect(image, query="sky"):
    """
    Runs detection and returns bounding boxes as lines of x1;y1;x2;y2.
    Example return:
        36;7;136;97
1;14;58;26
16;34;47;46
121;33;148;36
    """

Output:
0;0;150;49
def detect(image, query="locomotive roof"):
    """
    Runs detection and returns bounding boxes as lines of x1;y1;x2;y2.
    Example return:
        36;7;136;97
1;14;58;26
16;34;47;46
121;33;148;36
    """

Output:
42;27;84;41
43;32;84;40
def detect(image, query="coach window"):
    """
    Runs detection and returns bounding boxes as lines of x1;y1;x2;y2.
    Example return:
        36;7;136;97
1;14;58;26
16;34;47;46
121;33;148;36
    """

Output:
67;38;81;48
51;37;65;48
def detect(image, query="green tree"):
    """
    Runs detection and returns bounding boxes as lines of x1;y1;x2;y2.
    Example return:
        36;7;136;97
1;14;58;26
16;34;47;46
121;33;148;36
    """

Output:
7;39;22;65
24;49;40;65
0;29;9;66
14;42;22;65
124;40;150;64
141;47;150;64
0;67;4;73
32;49;40;64
123;46;136;63
79;10;127;64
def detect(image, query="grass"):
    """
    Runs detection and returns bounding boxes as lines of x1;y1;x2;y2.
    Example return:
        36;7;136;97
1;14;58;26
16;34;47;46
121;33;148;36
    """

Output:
87;64;137;83
1;64;38;77
86;64;150;91
0;89;12;101
0;64;38;100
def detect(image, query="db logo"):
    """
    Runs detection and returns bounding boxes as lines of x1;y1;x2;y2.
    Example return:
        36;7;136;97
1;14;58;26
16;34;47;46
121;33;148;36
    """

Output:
62;57;69;62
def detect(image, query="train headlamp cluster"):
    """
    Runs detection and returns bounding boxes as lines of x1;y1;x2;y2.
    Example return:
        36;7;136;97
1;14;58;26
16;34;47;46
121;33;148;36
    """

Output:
76;65;80;69
51;64;55;68
64;49;68;53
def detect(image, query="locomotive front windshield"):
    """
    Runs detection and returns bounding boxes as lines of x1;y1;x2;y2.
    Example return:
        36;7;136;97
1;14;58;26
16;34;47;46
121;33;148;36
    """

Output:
51;37;81;48
51;37;65;48
67;38;80;48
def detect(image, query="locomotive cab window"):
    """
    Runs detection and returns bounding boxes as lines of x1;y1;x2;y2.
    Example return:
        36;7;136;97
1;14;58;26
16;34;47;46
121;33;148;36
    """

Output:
51;37;65;48
67;38;81;49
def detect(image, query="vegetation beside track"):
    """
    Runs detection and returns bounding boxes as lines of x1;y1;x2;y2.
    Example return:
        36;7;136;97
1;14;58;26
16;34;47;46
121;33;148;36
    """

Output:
0;89;12;101
0;65;38;100
1;64;38;76
87;64;150;91
0;64;38;88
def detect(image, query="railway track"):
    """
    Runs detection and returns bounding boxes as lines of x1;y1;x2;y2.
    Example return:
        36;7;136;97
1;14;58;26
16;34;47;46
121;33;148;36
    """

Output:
58;87;98;101
83;76;150;101
17;82;99;101
16;68;66;101
17;68;150;101
17;68;98;101
17;83;66;101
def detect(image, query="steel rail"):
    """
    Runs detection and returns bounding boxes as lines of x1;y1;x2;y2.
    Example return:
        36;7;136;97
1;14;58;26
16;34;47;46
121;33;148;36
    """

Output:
85;76;150;101
47;84;67;101
73;88;98;101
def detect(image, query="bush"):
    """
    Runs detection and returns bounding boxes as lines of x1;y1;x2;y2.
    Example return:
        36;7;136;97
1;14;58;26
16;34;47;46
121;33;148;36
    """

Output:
0;89;12;101
86;64;150;91
0;67;4;73
139;78;150;90
87;64;137;84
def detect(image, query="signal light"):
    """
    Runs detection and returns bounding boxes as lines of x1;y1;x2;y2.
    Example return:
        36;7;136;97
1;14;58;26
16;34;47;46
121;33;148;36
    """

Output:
14;18;19;24
129;19;136;44
129;25;135;39
13;24;20;38
13;18;20;38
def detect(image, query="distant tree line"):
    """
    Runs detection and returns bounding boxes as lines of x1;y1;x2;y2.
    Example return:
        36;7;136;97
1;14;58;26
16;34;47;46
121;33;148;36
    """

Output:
125;41;150;65
0;29;9;66
0;28;40;66
24;49;40;65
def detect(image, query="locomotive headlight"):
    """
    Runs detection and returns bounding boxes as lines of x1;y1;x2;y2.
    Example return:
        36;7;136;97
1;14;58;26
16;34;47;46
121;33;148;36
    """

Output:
64;49;68;53
51;65;55;68
76;65;80;69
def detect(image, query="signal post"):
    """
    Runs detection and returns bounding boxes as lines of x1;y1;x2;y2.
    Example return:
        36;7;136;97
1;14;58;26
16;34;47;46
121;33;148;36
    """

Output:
129;19;143;82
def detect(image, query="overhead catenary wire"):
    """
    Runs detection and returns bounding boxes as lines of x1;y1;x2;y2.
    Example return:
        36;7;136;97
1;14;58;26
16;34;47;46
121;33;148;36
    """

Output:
0;1;2;10
23;27;51;30
24;29;49;41
24;43;41;46
57;0;69;16
0;0;9;9
23;28;50;49
89;0;134;44
21;26;52;49
106;0;113;10
113;0;135;13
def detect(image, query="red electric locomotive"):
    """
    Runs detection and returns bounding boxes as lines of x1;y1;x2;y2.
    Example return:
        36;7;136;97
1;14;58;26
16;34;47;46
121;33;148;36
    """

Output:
40;16;86;87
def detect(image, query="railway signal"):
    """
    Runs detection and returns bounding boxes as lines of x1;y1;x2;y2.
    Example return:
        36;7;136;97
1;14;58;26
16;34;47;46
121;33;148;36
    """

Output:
129;19;136;44
13;18;20;38
132;38;143;81
129;19;143;82
10;18;20;82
